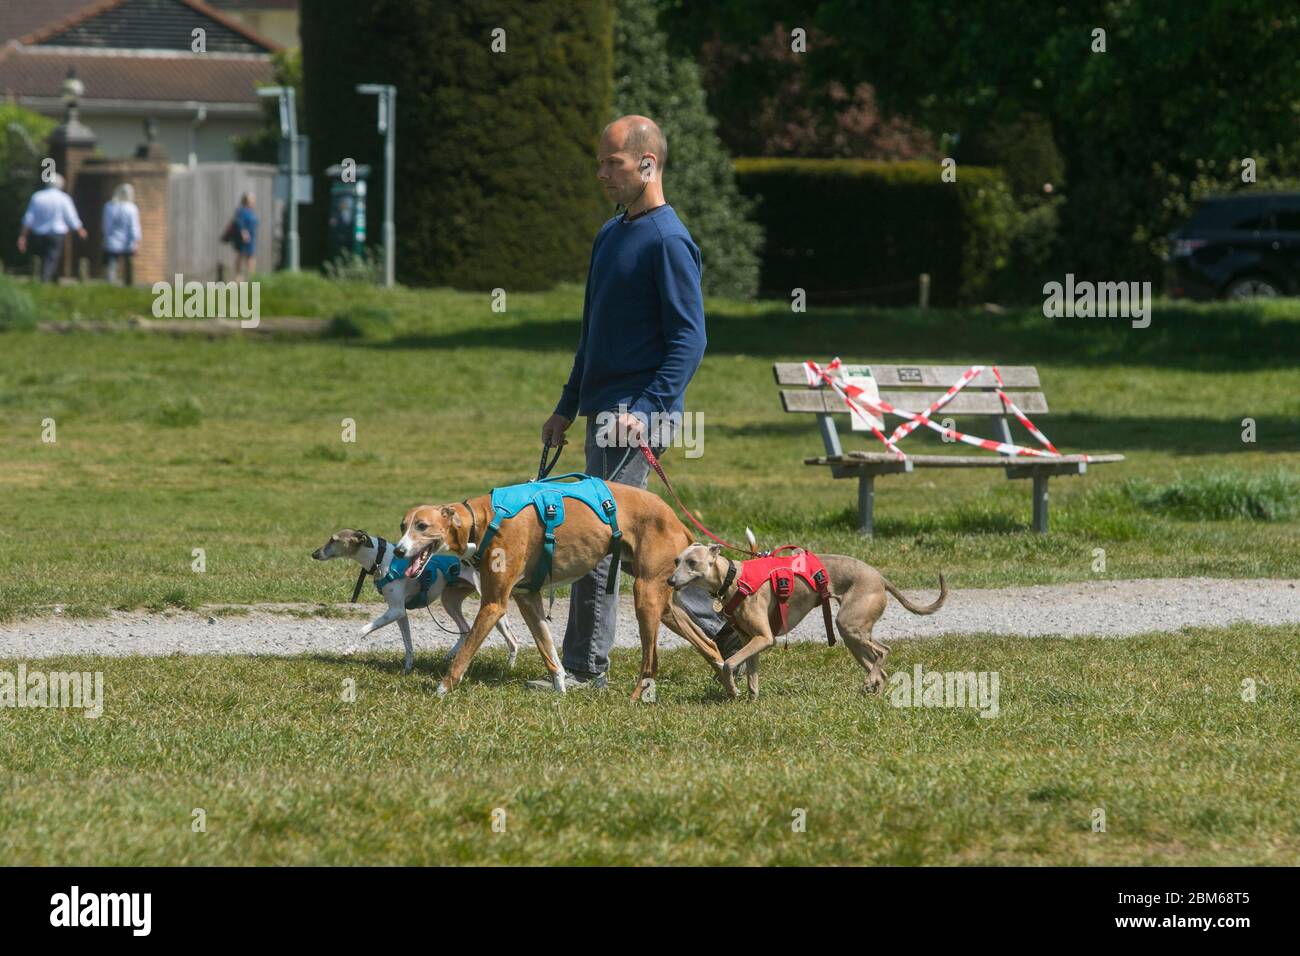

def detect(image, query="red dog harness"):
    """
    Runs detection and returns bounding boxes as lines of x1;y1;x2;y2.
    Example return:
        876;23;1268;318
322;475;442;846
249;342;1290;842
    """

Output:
718;547;836;645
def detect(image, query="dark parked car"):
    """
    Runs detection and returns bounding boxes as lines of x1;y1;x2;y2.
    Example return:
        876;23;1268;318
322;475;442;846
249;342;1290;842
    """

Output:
1166;192;1300;300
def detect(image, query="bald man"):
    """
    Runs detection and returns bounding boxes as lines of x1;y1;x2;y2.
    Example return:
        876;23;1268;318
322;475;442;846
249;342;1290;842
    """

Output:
526;115;740;692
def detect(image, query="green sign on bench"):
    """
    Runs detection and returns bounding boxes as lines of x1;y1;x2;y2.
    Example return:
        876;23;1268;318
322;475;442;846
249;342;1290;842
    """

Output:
773;362;1124;535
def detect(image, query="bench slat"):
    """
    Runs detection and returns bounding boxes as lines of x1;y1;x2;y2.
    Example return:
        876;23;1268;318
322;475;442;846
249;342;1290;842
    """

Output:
774;362;1041;388
804;452;1124;467
781;389;1049;415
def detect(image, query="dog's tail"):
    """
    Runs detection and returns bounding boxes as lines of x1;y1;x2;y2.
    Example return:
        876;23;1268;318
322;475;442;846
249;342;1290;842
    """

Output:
883;574;947;615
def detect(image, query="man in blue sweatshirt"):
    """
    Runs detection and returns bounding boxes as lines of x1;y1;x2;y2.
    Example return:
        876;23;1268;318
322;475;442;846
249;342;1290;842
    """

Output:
527;115;739;691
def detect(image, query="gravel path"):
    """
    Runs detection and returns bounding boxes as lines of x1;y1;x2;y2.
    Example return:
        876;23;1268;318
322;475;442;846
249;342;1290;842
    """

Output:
2;578;1297;660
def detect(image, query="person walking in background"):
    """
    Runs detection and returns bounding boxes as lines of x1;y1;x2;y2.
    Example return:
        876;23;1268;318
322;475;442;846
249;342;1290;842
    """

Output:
17;174;87;283
229;192;258;278
102;183;141;286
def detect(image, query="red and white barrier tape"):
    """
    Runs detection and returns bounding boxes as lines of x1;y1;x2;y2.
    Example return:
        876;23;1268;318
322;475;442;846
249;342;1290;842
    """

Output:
803;358;1085;462
990;366;1063;456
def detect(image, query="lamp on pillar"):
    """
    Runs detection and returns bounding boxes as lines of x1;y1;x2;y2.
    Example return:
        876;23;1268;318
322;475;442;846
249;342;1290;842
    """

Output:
62;68;84;120
48;67;97;163
48;67;97;279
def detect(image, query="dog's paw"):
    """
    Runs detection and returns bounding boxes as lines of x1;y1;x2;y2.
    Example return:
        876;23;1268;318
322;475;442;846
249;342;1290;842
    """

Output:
718;665;739;700
633;677;656;704
435;681;450;698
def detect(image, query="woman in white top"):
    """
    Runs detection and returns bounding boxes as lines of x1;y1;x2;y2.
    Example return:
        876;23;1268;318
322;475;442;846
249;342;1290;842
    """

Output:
102;183;142;285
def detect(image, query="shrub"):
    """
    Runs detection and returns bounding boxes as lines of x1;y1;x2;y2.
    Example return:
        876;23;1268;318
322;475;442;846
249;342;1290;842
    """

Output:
322;248;384;284
991;197;1063;304
733;158;1016;305
0;104;57;272
1124;471;1300;522
956;113;1065;203
0;279;39;331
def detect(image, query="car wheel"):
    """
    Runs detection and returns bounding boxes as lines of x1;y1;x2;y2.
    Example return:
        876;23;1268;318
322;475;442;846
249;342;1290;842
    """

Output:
1225;276;1281;299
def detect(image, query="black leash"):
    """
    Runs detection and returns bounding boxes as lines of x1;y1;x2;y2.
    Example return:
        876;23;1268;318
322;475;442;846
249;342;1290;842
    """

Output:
422;599;464;635
350;533;388;602
537;441;563;481
537;440;564;615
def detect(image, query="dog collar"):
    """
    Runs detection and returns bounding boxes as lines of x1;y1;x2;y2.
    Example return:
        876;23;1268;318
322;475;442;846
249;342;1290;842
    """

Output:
461;499;478;553
367;535;390;575
351;533;389;603
712;559;737;599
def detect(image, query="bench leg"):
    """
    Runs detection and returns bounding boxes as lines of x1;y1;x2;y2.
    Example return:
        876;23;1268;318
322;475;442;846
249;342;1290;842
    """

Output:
1032;474;1049;533
857;473;875;536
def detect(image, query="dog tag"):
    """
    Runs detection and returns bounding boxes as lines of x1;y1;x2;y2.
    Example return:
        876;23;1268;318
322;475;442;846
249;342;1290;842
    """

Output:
712;598;724;613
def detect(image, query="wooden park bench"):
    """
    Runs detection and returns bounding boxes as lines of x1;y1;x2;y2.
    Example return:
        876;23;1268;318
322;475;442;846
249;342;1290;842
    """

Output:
773;362;1124;535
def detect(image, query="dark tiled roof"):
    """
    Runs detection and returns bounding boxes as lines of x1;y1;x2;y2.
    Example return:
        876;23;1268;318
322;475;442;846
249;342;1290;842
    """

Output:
31;0;276;54
0;47;274;106
207;1;298;9
0;1;100;45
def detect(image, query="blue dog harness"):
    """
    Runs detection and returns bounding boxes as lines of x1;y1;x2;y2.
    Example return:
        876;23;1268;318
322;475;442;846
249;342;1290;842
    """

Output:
472;473;623;593
349;534;464;610
375;552;462;611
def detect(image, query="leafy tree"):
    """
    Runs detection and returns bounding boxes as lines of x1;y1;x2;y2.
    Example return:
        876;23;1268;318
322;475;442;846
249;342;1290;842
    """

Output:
661;1;1300;282
809;0;1300;280
613;0;762;298
697;24;935;161
0;105;57;271
300;0;612;288
233;49;303;166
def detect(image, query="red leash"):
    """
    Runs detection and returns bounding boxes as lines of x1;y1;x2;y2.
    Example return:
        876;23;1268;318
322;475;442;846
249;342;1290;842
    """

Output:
638;444;835;644
637;444;757;556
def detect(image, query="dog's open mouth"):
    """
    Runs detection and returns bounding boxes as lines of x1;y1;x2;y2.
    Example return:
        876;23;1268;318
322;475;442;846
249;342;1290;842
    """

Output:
405;544;435;578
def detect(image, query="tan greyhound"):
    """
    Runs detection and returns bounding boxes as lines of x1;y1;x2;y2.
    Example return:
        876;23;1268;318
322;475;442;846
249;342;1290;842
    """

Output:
394;486;726;699
668;543;947;698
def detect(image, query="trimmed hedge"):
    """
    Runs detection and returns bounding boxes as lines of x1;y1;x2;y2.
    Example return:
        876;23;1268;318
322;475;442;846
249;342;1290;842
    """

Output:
733;159;1017;306
300;0;613;289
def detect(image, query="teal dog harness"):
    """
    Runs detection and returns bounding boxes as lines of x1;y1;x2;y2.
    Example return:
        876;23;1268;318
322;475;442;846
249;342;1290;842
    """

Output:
473;473;623;593
351;528;467;608
374;548;462;611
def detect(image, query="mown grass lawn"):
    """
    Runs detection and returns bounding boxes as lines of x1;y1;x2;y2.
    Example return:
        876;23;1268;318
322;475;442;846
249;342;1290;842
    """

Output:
1;624;1295;865
0;274;1297;620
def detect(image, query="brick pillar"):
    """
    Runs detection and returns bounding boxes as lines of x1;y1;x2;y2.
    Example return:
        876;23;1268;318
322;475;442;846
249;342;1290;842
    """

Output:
76;158;170;285
47;79;98;280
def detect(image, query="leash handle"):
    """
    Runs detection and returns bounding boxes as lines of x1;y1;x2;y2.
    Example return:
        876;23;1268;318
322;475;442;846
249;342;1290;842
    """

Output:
537;441;563;481
637;444;757;556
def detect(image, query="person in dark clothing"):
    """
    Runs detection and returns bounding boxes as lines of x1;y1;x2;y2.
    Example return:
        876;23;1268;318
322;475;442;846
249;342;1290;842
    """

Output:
232;192;258;278
17;174;87;283
526;115;739;692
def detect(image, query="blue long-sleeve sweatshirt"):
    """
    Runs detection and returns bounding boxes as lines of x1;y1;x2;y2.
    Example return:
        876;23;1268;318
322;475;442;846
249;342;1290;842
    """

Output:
554;204;706;422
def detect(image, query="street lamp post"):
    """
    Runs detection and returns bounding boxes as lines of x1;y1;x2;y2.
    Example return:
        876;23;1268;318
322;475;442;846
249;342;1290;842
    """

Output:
356;84;396;287
257;85;299;272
